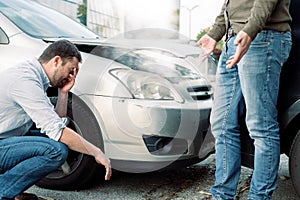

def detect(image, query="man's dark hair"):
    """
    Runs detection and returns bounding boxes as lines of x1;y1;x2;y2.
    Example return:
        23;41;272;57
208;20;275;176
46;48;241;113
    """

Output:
38;39;82;64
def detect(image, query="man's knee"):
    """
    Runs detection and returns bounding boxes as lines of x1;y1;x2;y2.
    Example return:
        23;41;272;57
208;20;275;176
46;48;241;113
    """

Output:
49;141;69;167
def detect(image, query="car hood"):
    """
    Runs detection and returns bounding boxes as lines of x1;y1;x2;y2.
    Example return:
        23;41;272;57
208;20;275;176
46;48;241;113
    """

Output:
42;37;105;45
43;37;207;83
42;37;200;58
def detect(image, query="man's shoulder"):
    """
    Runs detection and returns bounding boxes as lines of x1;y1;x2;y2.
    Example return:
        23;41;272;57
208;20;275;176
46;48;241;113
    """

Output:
1;58;38;74
0;58;47;91
13;58;46;82
16;58;41;72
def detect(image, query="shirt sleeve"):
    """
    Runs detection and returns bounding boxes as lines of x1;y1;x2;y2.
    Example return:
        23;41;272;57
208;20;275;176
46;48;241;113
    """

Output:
9;77;66;141
207;1;227;42
242;0;279;39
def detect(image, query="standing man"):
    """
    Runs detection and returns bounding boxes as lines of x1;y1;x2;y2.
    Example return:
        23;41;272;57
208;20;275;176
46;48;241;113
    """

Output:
197;0;292;199
0;40;112;200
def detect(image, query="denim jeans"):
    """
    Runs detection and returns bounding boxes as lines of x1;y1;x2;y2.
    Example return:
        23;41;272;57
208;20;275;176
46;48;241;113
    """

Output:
210;30;292;200
0;132;68;199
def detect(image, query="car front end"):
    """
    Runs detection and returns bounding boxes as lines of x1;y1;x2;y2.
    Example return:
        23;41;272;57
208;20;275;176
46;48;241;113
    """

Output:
74;46;214;173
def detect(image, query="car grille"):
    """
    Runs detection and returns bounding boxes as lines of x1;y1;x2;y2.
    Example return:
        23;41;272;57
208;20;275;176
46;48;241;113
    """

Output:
187;85;213;100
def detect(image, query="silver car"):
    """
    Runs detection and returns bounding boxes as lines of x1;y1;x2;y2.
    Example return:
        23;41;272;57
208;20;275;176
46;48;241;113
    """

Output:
0;0;215;190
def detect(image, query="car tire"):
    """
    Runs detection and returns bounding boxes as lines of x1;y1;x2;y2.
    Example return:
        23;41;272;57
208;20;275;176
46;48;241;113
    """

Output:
36;95;105;190
289;130;300;197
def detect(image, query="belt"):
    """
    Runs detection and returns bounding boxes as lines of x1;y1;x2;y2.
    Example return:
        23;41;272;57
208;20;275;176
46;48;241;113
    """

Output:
225;27;237;51
228;27;236;38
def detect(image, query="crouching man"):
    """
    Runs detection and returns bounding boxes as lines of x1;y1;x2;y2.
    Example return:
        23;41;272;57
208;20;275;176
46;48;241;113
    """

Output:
0;40;112;200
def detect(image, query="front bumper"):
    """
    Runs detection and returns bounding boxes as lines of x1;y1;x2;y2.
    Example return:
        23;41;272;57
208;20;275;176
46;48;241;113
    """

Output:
83;95;213;172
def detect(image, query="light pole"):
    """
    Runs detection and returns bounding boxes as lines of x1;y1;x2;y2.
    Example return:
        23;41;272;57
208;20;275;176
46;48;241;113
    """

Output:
181;5;199;40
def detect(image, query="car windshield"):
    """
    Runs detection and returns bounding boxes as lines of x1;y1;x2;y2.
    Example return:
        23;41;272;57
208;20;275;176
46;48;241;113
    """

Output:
0;0;99;39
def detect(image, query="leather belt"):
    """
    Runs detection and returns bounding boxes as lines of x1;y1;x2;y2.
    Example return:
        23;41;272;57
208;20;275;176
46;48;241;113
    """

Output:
228;27;236;38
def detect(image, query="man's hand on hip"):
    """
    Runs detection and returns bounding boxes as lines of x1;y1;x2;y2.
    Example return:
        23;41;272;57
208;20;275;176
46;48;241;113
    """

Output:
226;31;252;69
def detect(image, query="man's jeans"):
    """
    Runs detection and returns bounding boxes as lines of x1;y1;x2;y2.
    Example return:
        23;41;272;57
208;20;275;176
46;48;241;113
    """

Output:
0;133;68;199
210;30;292;200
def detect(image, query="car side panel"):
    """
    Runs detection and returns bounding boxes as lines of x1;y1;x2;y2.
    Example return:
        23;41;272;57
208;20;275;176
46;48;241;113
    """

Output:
277;0;300;154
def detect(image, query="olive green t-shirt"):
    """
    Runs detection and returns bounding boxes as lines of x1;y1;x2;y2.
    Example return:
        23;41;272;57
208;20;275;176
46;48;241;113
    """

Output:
208;0;292;41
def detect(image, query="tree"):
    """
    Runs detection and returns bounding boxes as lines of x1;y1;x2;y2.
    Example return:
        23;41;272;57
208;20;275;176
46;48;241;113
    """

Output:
77;0;87;26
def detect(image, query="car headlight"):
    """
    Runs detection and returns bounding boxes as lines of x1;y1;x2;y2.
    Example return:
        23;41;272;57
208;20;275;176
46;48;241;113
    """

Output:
110;68;184;103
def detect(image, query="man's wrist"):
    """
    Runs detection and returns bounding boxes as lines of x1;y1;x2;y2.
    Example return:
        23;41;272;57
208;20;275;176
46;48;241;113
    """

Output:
58;88;68;95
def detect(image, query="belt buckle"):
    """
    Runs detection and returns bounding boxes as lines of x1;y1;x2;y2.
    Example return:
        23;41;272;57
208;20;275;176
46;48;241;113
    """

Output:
228;28;236;37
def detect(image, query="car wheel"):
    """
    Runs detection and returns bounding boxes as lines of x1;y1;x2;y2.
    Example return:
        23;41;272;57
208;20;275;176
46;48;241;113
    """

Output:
289;129;300;197
36;95;105;190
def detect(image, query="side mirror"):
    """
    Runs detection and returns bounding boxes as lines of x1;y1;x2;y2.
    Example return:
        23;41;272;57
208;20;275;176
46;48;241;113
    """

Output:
0;27;9;44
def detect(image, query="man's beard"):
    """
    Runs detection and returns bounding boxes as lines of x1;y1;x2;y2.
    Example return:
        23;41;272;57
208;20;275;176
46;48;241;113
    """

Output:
55;78;68;88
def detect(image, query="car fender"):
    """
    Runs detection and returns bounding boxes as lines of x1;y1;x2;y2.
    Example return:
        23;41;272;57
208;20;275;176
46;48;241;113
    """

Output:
279;99;300;154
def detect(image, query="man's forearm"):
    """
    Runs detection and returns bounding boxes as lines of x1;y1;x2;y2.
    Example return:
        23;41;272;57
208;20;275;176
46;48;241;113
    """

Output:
55;89;68;117
59;127;102;157
242;0;279;39
59;127;112;180
207;2;226;42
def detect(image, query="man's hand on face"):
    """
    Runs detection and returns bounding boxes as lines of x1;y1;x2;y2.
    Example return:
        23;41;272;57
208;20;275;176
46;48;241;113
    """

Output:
59;68;78;94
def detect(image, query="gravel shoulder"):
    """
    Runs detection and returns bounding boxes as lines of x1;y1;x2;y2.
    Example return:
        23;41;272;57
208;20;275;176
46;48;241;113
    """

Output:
27;154;298;200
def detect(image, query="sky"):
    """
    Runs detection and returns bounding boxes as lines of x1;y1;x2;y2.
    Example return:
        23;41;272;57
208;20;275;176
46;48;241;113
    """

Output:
123;0;179;31
180;0;223;39
122;0;223;40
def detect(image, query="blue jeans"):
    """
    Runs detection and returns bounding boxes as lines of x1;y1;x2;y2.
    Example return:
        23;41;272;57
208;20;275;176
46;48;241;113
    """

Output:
210;30;292;200
0;132;68;199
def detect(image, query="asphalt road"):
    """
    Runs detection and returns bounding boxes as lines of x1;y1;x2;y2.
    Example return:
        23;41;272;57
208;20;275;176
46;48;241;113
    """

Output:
27;154;299;200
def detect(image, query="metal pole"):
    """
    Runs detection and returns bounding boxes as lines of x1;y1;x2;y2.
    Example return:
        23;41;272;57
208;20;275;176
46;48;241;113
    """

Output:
181;5;199;40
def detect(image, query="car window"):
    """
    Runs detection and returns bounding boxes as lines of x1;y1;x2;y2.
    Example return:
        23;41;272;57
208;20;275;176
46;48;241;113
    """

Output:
0;27;8;44
0;0;99;39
